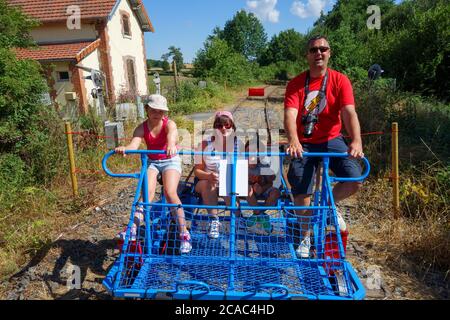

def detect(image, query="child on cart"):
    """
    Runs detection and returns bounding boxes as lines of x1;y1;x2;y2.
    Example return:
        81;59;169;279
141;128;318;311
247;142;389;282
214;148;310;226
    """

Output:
245;139;281;233
115;94;192;254
194;111;246;239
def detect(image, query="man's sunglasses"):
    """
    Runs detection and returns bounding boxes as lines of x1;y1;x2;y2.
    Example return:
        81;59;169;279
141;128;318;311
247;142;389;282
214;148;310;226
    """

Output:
214;123;232;129
309;46;330;54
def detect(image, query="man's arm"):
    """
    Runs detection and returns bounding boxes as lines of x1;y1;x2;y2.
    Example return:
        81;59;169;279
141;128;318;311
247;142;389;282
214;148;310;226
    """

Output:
341;105;364;159
284;107;303;158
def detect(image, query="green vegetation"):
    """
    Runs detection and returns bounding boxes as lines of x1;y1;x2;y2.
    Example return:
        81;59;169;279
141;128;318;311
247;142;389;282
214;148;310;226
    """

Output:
310;0;449;101
194;38;255;86
191;0;449;276
162;46;185;71
221;10;267;61
0;0;449;283
0;0;70;277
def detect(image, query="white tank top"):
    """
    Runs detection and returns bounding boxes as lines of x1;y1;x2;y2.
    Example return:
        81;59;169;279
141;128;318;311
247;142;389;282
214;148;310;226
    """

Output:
204;138;221;173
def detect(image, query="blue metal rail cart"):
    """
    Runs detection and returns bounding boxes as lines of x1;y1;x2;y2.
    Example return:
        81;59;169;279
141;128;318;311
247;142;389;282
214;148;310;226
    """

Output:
102;149;370;300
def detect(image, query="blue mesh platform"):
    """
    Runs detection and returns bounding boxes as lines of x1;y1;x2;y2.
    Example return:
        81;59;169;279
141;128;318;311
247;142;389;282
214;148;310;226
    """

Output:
102;150;369;300
104;256;362;299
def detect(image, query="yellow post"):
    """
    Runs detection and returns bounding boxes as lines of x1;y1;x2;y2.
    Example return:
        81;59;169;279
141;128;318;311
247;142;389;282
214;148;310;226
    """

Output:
392;122;400;218
65;122;78;197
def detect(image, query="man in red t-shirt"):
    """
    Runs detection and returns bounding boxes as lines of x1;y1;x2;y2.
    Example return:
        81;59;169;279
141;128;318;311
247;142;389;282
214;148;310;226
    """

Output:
284;35;364;258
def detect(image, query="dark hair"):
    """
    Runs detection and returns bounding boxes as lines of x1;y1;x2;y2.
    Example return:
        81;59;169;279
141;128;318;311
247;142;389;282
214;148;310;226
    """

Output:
213;115;236;131
306;35;330;52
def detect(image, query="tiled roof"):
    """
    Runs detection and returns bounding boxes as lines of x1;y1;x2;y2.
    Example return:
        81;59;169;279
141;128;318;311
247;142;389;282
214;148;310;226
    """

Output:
7;0;154;31
7;0;117;22
14;40;101;62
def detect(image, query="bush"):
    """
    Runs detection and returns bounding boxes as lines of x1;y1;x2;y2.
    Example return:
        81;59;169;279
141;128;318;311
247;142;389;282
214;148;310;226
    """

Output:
21;108;67;184
166;80;231;115
255;61;305;82
194;38;254;86
255;64;279;82
0;153;29;208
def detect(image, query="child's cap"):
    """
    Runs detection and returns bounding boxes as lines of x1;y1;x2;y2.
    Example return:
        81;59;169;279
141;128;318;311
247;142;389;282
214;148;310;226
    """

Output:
145;94;168;111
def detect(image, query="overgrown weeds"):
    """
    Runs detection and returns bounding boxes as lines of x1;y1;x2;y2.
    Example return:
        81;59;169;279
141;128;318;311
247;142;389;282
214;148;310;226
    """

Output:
0;80;234;280
353;79;450;283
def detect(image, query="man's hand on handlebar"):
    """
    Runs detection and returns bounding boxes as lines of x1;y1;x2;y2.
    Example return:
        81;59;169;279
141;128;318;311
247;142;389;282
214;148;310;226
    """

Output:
348;140;364;159
286;140;303;158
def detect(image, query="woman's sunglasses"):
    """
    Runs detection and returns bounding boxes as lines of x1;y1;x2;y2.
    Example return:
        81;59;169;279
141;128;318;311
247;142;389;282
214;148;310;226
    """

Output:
309;46;330;54
214;122;232;129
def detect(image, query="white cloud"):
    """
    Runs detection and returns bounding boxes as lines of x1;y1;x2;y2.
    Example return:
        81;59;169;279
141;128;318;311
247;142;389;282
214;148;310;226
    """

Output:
291;0;327;19
246;0;280;23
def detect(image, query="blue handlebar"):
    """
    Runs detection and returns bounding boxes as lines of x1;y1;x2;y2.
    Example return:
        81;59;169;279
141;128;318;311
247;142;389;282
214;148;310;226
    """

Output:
102;150;370;182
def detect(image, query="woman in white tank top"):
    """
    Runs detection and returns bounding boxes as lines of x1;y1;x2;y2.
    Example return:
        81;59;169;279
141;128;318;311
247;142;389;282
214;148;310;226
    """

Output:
194;111;238;239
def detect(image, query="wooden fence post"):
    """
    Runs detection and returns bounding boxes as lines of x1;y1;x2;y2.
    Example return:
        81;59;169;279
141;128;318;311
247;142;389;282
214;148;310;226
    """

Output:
173;60;179;89
392;122;400;218
65;122;78;197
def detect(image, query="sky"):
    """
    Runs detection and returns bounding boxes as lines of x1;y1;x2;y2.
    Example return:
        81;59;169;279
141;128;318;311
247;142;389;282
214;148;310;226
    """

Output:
142;0;404;63
142;0;338;63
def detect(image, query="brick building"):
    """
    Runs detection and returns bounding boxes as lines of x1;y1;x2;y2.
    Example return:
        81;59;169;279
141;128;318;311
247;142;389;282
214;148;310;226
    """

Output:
9;0;154;113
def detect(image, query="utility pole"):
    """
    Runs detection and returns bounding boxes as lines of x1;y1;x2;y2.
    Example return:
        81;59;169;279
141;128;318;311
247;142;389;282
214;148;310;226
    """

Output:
173;60;179;89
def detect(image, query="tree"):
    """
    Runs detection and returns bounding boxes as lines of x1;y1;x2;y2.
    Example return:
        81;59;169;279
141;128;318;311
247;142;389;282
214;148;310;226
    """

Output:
305;0;449;99
0;0;64;188
0;0;38;49
259;29;306;66
147;59;165;69
162;46;184;71
207;26;223;42
221;10;267;61
194;37;253;86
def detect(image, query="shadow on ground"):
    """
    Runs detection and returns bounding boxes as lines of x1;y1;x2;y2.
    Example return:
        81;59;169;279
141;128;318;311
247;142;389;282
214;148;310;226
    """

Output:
10;239;118;300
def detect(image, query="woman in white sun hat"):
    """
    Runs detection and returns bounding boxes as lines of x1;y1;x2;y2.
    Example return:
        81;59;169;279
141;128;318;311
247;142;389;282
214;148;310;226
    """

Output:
115;94;191;254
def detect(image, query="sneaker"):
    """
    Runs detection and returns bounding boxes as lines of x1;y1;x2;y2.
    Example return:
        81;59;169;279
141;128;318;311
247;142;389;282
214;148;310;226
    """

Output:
296;236;311;258
134;205;144;221
116;224;137;241
335;208;347;232
208;219;221;239
179;232;192;254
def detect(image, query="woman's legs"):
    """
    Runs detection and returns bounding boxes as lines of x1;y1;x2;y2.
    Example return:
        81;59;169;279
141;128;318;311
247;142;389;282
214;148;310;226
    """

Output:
122;168;158;240
195;179;222;238
138;168;158;223
145;167;158;203
195;179;219;217
246;185;261;215
161;169;188;234
265;188;281;207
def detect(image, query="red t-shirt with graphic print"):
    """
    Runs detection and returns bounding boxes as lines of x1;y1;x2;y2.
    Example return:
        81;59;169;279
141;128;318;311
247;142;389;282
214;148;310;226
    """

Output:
284;68;355;144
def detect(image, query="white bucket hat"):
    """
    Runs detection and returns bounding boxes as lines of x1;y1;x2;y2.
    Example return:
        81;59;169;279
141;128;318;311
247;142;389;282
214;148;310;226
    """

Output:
145;94;169;111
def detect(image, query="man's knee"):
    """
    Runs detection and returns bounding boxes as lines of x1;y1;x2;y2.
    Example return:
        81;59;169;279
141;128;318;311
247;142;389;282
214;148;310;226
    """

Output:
345;181;362;194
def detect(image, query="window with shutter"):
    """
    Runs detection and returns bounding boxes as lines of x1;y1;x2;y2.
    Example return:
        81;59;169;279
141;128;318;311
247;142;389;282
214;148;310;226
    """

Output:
122;15;131;37
127;59;137;92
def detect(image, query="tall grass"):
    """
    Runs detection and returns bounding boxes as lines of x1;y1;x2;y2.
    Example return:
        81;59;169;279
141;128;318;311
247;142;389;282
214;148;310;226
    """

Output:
0;78;239;280
353;79;450;277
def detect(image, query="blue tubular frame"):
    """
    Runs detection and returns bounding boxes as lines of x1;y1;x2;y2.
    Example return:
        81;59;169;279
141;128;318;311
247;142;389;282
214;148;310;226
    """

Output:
102;150;370;300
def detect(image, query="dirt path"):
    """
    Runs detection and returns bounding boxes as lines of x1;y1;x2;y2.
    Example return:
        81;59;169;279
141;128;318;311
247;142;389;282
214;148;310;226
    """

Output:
1;88;445;300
